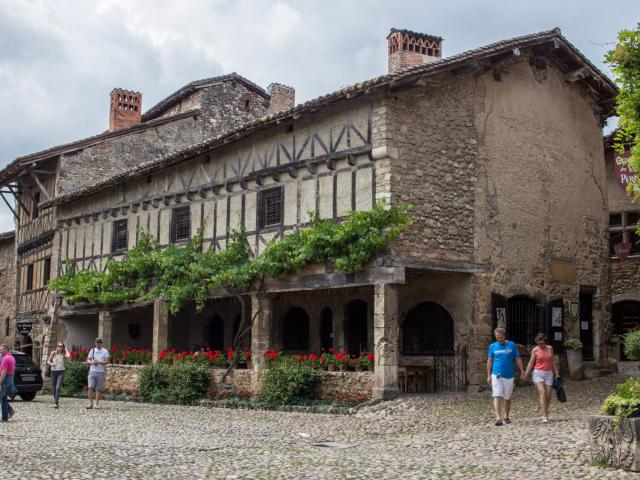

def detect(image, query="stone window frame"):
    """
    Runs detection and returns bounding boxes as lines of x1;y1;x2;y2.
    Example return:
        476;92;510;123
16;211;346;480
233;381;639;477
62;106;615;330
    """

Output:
609;210;640;258
258;186;284;230
111;219;129;254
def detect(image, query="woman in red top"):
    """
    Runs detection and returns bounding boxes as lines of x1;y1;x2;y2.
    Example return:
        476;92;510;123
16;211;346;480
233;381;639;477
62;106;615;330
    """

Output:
523;333;560;423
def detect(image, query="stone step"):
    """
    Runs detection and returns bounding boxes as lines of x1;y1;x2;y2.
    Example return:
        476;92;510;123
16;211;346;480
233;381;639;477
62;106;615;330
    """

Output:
583;367;614;379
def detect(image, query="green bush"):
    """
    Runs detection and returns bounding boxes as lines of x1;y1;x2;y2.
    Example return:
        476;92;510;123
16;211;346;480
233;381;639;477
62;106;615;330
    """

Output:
139;364;170;402
623;330;640;360
564;338;583;350
166;363;210;404
261;362;322;406
59;361;90;396
601;377;640;417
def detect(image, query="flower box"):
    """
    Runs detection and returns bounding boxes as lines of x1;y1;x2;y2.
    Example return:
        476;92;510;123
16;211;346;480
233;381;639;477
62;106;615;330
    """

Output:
589;415;640;471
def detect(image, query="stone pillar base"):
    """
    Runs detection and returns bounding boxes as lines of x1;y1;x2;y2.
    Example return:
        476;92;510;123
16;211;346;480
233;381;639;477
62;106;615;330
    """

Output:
372;386;400;400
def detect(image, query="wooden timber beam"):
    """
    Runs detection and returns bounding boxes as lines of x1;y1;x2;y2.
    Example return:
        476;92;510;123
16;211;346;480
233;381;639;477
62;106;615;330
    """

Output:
7;184;30;217
29;171;52;200
0;192;17;219
564;66;591;83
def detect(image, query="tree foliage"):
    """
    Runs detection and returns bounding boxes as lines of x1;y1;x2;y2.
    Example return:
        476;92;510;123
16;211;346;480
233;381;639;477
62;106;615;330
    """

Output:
49;202;412;314
606;25;640;195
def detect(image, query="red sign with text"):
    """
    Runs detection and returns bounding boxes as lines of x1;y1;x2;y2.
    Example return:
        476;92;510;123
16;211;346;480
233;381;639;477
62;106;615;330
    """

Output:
615;152;635;193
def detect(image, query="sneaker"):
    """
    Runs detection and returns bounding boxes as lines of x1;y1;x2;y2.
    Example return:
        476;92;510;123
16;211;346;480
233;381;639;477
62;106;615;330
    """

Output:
8;410;14;419
542;417;548;424
54;403;59;409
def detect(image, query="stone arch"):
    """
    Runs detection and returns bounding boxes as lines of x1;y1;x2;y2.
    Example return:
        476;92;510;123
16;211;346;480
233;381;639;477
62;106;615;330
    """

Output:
402;301;454;354
283;307;309;352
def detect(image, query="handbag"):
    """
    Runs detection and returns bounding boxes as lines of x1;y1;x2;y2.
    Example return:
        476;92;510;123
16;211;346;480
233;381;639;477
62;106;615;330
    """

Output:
553;376;566;403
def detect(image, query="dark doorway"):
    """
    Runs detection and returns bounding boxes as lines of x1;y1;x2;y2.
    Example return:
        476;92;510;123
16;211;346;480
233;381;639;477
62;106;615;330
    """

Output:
580;293;594;361
345;300;368;354
283;307;309;352
612;301;640;360
507;296;541;346
320;307;333;351
402;302;454;354
208;315;224;351
22;335;33;357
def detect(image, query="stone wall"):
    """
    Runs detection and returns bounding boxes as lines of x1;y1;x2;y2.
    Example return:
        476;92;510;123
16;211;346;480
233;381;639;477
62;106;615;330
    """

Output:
103;364;373;400
611;259;640;299
0;233;15;347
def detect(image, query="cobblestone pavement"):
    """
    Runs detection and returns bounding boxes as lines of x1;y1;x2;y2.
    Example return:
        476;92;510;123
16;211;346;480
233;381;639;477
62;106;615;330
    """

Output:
1;376;638;479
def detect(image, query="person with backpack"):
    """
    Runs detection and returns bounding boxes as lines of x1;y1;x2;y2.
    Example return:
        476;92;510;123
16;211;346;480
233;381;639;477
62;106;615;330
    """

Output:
86;338;109;409
47;342;70;408
522;333;560;423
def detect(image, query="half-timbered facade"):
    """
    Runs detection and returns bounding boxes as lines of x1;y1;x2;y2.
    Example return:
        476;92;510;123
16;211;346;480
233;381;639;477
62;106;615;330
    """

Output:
2;28;619;398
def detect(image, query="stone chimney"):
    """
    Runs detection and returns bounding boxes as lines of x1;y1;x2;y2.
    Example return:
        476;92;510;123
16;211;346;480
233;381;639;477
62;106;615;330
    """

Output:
109;88;142;131
387;29;443;74
267;83;295;115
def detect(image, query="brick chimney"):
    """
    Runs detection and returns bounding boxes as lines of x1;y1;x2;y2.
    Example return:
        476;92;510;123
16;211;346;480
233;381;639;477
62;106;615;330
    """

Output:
109;88;142;131
267;83;295;115
387;29;443;74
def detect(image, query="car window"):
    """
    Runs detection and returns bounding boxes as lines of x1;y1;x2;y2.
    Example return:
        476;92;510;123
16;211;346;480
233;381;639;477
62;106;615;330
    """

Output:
12;355;37;367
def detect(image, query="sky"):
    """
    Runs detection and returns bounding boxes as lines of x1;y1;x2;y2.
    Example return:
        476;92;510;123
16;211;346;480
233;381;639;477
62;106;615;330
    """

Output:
0;0;638;232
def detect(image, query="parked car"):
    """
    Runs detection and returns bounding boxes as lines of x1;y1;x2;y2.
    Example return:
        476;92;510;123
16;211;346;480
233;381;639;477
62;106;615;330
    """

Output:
7;351;43;401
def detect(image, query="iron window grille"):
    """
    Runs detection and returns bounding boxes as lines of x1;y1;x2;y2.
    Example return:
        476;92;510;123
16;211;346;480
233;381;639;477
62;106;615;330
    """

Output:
171;207;191;242
609;211;640;257
111;219;128;253
259;187;284;229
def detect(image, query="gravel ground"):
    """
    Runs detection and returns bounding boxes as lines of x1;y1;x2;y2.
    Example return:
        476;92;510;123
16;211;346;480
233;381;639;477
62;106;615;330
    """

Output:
1;376;638;479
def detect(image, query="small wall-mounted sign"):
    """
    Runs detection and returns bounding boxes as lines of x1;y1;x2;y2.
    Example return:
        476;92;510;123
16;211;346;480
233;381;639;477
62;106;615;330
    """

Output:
551;307;563;327
16;321;33;336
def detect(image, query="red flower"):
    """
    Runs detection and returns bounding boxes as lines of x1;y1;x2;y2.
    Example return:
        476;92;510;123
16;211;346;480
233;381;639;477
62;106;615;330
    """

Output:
367;353;374;361
269;352;277;361
328;347;334;353
343;357;349;364
310;354;318;361
353;359;359;365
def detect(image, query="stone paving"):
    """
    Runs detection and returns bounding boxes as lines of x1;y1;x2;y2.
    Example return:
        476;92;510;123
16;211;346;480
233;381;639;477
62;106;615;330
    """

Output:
1;376;638;479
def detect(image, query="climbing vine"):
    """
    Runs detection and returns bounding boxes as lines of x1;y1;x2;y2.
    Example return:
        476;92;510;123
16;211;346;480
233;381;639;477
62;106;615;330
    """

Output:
49;202;412;314
606;25;640;196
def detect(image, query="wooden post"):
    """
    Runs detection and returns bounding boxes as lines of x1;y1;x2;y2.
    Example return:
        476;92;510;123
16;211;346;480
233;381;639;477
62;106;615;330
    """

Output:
98;310;113;350
372;283;400;400
250;294;272;392
152;299;169;363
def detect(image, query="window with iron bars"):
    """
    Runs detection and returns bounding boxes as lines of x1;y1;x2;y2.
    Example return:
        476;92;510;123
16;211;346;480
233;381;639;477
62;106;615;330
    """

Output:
171;207;191;242
259;187;283;229
609;211;640;257
111;219;128;253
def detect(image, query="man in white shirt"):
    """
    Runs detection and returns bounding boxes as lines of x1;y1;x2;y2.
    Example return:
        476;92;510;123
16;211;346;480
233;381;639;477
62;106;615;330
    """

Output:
86;337;109;409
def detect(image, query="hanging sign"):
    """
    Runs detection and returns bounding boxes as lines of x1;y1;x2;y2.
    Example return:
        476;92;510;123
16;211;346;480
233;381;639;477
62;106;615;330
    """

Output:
568;301;579;320
615;152;635;193
16;321;33;336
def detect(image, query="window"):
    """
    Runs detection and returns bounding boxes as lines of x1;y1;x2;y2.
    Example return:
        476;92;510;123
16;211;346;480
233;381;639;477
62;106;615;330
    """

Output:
259;187;283;229
43;258;51;285
26;264;34;291
171;207;191;242
32;192;40;220
609;211;640;257
111;219;128;253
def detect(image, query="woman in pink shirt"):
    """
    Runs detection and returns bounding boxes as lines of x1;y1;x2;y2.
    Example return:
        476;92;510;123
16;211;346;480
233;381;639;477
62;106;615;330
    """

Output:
0;343;16;422
523;333;560;423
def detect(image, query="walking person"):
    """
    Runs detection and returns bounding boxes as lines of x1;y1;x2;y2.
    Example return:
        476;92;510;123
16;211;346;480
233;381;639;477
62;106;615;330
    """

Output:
0;344;16;422
86;338;109;409
522;333;560;423
487;328;525;426
47;342;70;408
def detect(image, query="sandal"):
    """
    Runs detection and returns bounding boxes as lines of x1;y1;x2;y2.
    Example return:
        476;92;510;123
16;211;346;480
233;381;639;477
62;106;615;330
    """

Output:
495;420;503;426
504;418;511;424
85;405;93;409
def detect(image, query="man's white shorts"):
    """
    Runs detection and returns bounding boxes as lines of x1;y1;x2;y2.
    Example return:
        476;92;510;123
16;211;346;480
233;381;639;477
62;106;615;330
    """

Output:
491;374;514;400
532;369;554;386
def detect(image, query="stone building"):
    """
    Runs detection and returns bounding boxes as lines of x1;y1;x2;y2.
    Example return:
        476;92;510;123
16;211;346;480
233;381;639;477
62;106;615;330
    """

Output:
0;231;16;349
605;136;640;360
0;28;618;398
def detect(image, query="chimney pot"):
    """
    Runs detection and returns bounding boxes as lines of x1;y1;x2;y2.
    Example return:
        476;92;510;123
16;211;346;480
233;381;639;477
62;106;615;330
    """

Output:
387;29;443;74
267;83;295;115
109;88;142;131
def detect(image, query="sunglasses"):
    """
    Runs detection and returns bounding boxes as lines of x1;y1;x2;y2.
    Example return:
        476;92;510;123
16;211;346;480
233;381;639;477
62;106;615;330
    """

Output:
57;345;64;348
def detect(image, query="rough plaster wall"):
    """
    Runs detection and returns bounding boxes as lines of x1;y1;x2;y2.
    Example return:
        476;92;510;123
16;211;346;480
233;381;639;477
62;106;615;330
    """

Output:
383;77;478;261
157;91;202;119
474;56;609;352
0;237;15;346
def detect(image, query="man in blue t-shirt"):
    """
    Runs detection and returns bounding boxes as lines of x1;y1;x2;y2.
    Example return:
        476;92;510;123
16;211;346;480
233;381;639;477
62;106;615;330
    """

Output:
487;328;524;426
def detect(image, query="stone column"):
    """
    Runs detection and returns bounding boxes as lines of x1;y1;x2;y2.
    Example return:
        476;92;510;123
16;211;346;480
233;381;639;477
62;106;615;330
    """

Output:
308;305;321;354
251;294;272;392
152;299;169;363
372;283;400;400
98;310;113;350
